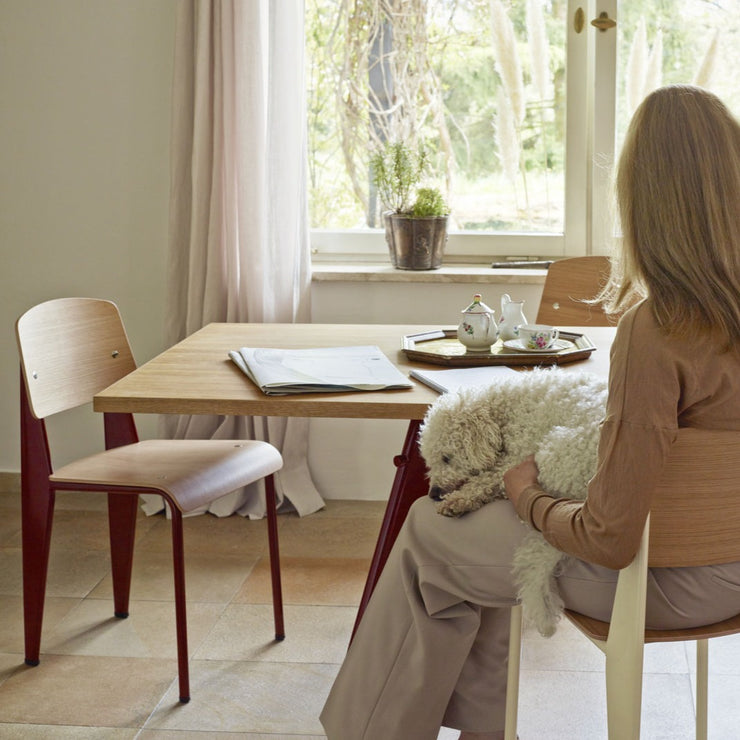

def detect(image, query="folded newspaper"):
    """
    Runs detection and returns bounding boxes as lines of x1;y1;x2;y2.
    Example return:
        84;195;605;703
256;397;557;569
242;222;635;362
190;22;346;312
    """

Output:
229;345;414;395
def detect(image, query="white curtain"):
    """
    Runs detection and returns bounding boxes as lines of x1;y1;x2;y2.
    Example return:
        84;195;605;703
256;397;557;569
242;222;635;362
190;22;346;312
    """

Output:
146;0;324;518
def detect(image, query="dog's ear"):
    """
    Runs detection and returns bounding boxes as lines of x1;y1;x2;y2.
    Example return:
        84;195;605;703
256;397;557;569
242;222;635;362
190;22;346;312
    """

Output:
462;408;503;469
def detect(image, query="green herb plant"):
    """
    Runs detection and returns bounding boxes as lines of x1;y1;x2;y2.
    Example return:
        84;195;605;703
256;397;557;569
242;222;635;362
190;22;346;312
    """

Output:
410;187;448;217
370;142;448;216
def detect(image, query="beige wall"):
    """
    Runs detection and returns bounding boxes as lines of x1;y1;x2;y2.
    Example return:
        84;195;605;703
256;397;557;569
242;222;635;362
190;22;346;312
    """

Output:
0;0;176;469
0;1;544;500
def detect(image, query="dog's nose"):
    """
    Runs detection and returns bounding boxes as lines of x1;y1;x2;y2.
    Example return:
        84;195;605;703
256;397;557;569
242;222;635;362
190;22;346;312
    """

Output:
429;486;444;500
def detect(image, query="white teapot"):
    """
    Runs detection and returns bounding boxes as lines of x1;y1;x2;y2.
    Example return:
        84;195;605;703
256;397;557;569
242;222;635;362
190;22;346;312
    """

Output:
457;294;499;352
498;293;528;341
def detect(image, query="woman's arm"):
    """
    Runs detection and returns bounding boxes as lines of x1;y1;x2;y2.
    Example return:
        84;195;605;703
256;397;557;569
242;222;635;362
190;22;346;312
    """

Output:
507;303;680;569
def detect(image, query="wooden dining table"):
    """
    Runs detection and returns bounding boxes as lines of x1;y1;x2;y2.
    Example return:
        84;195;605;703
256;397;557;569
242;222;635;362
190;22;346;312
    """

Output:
94;322;616;634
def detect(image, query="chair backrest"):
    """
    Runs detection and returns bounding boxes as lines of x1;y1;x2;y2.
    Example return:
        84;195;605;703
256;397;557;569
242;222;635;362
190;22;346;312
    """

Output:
648;428;740;567
16;298;137;420
536;256;615;326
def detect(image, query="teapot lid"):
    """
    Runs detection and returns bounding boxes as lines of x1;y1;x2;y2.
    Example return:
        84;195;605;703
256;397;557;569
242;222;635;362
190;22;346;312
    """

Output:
462;293;494;314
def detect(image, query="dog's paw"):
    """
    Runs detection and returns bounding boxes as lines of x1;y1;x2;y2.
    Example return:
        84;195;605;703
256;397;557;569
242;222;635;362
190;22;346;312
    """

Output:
435;491;484;517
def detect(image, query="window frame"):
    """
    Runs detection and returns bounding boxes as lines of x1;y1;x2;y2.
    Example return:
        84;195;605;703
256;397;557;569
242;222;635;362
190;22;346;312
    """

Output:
308;0;618;265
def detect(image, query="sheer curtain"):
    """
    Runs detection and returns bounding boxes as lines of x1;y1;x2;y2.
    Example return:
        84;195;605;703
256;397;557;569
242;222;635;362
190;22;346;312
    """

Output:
145;0;324;518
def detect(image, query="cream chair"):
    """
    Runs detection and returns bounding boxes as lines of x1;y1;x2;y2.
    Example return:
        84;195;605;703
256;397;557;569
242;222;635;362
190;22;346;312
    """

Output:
536;256;615;326
504;428;740;739
16;297;286;703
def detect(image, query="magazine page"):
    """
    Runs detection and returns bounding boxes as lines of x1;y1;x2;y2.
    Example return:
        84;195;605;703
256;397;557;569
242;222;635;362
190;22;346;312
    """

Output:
409;365;517;394
229;345;413;395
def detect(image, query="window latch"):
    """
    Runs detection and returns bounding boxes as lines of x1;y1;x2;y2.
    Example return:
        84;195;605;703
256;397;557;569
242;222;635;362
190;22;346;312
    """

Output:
591;11;616;33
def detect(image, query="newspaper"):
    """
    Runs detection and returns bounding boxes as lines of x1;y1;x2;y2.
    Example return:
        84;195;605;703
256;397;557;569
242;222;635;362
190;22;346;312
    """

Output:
229;345;413;395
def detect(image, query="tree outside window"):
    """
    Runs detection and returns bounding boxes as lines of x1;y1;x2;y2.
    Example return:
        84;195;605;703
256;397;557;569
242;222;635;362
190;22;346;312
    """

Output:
306;0;740;256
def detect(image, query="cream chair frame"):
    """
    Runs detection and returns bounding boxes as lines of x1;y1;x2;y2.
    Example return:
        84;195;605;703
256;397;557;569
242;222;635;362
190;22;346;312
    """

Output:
505;428;740;739
16;297;286;703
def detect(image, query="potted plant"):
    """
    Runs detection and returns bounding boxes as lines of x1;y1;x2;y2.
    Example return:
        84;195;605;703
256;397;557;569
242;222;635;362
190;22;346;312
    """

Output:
370;142;450;270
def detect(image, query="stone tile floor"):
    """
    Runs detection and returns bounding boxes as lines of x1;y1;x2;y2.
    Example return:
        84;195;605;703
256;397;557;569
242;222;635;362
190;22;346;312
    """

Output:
0;491;739;738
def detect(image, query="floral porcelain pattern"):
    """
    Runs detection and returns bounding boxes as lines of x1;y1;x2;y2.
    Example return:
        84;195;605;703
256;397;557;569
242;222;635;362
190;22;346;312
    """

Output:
498;294;528;341
457;293;499;351
528;332;553;349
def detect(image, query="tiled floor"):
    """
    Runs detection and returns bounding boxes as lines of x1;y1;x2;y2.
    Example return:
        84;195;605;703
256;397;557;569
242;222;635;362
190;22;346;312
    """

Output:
1;491;740;738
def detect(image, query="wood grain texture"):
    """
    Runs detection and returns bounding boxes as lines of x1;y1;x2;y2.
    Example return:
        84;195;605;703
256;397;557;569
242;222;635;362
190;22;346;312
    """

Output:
566;427;740;643
16;297;137;419
537;256;616;326
93;323;616;420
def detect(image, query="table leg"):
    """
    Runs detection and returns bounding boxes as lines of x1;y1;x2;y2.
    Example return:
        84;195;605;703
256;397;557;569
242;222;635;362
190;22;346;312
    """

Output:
104;413;139;619
351;419;429;639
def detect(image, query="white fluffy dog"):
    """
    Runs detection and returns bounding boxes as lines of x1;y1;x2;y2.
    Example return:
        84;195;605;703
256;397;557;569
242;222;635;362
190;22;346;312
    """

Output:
419;368;607;635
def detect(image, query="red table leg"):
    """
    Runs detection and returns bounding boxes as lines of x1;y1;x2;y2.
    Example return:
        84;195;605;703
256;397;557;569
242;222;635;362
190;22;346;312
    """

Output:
351;419;429;639
104;413;140;619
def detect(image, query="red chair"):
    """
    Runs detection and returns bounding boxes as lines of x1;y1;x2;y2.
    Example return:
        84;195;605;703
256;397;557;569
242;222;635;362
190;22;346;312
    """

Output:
16;297;285;703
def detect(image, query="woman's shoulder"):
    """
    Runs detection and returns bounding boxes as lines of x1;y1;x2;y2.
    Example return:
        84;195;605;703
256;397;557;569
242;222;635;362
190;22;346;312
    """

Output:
612;299;695;369
615;297;731;368
615;300;663;348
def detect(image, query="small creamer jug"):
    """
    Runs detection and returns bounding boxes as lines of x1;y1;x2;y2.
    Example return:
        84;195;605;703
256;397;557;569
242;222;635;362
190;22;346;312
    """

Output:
457;294;499;352
498;293;528;341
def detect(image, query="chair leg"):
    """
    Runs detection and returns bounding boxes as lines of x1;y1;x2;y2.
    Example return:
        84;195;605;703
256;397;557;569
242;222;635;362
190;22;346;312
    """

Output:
264;474;285;640
169;507;190;703
605;647;644;740
21;482;55;666
107;494;138;618
696;639;708;740
20;379;55;666
504;604;523;740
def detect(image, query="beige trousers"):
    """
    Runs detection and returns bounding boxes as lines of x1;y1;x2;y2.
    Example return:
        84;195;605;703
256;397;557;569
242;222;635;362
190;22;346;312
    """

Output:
321;496;740;740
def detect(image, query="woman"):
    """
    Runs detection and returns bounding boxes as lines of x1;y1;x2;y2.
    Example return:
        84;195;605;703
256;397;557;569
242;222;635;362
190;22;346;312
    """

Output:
320;85;740;740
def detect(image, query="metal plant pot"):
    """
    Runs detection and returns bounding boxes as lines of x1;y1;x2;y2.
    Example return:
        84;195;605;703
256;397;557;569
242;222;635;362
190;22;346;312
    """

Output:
384;213;448;270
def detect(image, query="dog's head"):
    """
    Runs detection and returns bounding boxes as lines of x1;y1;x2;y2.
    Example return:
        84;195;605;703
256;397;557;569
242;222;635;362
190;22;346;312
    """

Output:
419;390;504;500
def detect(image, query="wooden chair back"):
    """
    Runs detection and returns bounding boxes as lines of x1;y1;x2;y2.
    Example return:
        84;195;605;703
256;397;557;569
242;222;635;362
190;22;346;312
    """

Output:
506;427;740;740
647;428;740;567
16;297;137;420
566;427;740;642
537;256;615;326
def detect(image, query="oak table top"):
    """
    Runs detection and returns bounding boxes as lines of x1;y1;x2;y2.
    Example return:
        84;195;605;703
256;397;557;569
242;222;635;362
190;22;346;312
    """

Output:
93;323;616;420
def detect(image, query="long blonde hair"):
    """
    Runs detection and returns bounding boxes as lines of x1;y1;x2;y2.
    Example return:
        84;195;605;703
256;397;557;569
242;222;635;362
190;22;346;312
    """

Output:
603;85;740;347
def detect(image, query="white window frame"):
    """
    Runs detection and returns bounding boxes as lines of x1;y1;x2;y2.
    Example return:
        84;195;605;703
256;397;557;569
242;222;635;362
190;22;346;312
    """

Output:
309;0;619;265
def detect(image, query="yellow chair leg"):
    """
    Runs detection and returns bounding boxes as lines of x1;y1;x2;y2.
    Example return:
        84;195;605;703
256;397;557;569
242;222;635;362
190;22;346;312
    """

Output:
504;604;523;740
696;639;708;740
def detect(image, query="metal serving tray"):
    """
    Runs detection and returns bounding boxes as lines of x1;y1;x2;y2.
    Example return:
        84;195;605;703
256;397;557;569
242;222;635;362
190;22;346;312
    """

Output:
402;328;596;367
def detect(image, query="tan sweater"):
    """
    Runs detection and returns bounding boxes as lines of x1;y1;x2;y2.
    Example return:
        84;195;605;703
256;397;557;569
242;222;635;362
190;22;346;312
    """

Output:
515;300;740;569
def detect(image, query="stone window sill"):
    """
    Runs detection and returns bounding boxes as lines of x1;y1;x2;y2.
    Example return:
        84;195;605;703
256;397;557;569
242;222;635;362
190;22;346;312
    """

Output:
311;263;548;285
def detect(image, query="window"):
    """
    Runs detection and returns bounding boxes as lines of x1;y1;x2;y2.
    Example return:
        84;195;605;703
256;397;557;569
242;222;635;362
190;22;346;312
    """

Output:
306;1;740;263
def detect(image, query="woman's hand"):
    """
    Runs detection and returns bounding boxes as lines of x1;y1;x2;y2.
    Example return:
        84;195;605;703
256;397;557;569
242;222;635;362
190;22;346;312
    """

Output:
503;454;540;509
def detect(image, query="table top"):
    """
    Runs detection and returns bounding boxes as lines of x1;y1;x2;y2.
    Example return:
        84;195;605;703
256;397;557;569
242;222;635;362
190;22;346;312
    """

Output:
93;323;616;421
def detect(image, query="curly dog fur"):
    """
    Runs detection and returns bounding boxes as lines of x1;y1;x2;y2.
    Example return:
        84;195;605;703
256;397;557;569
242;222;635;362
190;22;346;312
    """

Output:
419;368;607;635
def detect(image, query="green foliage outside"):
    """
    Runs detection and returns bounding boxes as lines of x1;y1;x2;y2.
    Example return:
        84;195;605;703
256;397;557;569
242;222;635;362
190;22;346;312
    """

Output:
306;0;740;234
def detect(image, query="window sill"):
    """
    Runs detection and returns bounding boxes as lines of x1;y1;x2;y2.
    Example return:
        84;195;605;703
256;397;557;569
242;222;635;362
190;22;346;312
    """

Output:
311;262;548;284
